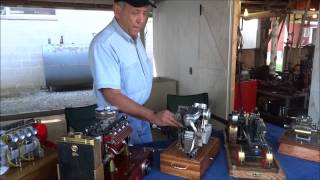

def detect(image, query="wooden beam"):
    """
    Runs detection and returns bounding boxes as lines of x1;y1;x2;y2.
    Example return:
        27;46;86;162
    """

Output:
241;0;288;6
229;0;241;114
243;10;278;20
1;0;114;10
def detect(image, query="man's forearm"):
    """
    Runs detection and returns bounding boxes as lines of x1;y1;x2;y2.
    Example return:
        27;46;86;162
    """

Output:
101;88;156;123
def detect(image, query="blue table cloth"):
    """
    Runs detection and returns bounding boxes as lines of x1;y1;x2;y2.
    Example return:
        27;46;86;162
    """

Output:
142;123;320;180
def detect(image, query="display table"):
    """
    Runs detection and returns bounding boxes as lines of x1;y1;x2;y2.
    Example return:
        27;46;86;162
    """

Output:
257;90;309;109
142;123;320;180
3;125;318;180
1;147;58;180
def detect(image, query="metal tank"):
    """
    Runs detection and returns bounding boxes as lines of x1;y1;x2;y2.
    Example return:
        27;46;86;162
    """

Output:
42;44;92;90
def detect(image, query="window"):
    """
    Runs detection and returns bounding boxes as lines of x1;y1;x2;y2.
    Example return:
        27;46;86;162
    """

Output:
9;7;56;15
1;6;56;15
1;6;56;20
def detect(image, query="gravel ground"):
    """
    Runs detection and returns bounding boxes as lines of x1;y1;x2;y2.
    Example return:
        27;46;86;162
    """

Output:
0;89;96;116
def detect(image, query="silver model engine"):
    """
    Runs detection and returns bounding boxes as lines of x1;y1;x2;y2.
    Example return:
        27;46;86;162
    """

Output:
292;115;319;142
176;103;212;158
0;119;44;175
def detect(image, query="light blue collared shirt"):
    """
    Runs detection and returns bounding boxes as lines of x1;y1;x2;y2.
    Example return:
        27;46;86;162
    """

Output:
89;18;153;144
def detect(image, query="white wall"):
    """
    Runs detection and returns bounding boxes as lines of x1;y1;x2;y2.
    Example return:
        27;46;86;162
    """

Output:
154;0;199;93
154;0;232;118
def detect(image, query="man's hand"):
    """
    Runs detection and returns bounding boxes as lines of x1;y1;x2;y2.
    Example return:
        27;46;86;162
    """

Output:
152;110;182;127
101;88;182;128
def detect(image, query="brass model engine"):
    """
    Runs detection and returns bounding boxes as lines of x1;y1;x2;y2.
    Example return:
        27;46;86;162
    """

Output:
176;103;212;158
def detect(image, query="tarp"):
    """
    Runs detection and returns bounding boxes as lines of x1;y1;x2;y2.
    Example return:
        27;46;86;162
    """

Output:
308;23;320;123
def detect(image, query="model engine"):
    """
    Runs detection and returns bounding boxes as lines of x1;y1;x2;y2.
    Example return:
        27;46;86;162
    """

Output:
0;119;44;175
176;103;212;158
228;111;274;167
85;107;152;178
57;107;152;179
84;107;133;171
291;115;319;142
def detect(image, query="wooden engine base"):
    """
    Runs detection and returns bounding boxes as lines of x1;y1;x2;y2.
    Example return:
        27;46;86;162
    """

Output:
1;147;58;180
224;131;285;180
278;130;320;162
105;147;152;180
160;137;220;180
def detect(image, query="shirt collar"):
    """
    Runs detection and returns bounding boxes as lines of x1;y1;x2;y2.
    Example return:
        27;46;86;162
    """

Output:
112;18;138;43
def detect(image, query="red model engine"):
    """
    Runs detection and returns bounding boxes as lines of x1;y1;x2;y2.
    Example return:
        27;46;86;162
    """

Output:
84;107;152;180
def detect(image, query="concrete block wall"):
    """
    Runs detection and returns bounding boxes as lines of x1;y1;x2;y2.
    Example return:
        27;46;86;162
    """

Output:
1;20;55;93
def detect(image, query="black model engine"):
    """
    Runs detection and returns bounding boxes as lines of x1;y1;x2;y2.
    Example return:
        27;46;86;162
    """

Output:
228;111;274;166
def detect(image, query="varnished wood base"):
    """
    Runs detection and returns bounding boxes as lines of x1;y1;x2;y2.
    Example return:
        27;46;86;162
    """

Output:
160;137;220;180
106;147;152;180
0;148;58;180
278;130;320;162
224;131;285;180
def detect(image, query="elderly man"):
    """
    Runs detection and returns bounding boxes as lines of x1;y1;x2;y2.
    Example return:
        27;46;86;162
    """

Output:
89;0;181;145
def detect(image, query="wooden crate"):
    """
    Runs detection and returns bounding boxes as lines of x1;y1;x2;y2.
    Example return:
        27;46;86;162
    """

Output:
278;130;320;162
224;131;285;180
160;137;220;180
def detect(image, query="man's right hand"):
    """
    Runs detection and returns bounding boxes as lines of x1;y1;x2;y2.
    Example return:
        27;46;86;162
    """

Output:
152;110;182;127
102;88;182;128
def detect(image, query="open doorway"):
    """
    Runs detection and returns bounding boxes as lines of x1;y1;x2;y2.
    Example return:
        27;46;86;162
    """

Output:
0;6;156;117
235;0;319;126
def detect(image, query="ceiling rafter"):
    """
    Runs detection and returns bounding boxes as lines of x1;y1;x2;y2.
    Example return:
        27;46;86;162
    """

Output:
1;0;113;10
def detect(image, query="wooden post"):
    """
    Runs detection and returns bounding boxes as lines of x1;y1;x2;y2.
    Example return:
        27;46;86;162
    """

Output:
229;0;241;113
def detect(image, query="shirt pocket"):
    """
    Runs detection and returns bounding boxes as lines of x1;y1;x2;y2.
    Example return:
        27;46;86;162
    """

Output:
122;62;145;94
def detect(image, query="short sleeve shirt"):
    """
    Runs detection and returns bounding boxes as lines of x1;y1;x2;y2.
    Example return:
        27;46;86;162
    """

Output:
89;18;153;109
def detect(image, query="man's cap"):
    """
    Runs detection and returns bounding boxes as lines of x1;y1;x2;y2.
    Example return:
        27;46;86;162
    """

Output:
115;0;157;8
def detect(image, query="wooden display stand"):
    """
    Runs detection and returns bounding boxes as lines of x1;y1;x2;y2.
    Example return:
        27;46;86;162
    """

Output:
278;130;320;162
0;147;58;180
224;131;285;180
106;147;153;180
160;137;220;180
